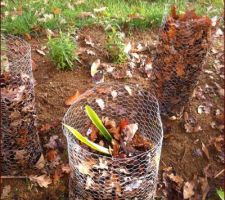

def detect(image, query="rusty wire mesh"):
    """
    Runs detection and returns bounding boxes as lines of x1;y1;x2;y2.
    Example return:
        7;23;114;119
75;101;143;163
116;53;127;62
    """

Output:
151;5;212;117
63;83;163;200
0;35;42;175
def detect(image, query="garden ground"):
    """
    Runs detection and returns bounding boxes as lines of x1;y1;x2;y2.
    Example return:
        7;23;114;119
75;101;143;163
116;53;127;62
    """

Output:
1;0;224;199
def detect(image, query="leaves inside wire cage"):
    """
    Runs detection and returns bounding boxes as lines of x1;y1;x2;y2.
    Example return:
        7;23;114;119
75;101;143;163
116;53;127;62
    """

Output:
63;123;111;155
85;105;113;142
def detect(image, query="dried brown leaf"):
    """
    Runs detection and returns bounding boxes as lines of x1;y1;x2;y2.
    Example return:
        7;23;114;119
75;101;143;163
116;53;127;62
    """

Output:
199;177;209;200
47;149;58;162
89;124;99;142
1;185;11;199
65;90;80;106
35;154;45;170
176;64;185;76
62;164;71;174
201;142;210;160
77;12;94;19
29;175;52;188
24;33;31;40
109;127;120;141
168;173;184;189
52;7;61;15
39;123;52;133
183;181;195;199
52;168;63;184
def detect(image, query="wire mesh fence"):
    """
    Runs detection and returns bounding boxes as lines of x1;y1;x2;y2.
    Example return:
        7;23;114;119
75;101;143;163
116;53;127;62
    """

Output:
151;5;212;117
63;82;163;200
0;35;42;175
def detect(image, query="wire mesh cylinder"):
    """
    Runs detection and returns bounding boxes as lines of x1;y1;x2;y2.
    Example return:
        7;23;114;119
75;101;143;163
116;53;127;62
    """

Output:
0;35;42;175
151;6;212;117
63;83;163;200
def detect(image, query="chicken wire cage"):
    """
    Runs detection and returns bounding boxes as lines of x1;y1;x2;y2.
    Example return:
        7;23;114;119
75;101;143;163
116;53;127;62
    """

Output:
63;83;163;200
151;5;212;117
0;35;42;175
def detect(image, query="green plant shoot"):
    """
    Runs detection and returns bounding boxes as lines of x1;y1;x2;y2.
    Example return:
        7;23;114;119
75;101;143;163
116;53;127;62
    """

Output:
217;189;224;200
63;123;110;155
47;32;77;70
85;105;113;142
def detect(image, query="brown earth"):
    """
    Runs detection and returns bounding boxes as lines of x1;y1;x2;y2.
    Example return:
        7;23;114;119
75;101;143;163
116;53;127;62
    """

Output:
1;25;224;200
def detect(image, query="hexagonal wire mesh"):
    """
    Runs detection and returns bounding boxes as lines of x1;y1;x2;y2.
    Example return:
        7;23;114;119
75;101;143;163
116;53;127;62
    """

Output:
63;83;163;200
0;35;42;175
151;4;212;117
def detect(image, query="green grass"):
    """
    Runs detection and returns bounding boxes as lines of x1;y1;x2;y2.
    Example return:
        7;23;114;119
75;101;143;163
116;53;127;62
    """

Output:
1;0;224;35
47;32;77;70
106;26;128;64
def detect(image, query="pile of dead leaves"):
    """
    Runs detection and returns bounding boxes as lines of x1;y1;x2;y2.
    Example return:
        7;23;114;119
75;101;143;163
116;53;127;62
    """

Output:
151;5;212;117
83;117;153;158
1;72;42;175
158;166;214;200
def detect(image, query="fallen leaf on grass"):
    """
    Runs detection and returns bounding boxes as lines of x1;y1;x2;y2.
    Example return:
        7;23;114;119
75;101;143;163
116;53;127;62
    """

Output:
201;142;210;160
77;12;95;19
94;7;107;13
29;175;52;188
183;181;195;199
52;7;61;15
65;91;80;106
74;0;85;5
45;28;55;37
24;33;31;40
128;13;144;20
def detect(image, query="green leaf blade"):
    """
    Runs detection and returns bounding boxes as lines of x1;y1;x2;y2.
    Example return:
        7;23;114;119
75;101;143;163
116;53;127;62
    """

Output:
63;123;111;155
217;189;225;200
85;105;113;142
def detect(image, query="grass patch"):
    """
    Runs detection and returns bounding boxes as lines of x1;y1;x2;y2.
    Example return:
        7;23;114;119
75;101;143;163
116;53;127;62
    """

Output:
47;32;77;70
2;0;223;35
106;26;128;64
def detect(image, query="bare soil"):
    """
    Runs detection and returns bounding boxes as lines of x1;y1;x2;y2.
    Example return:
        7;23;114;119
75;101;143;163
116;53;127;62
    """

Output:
1;26;224;200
